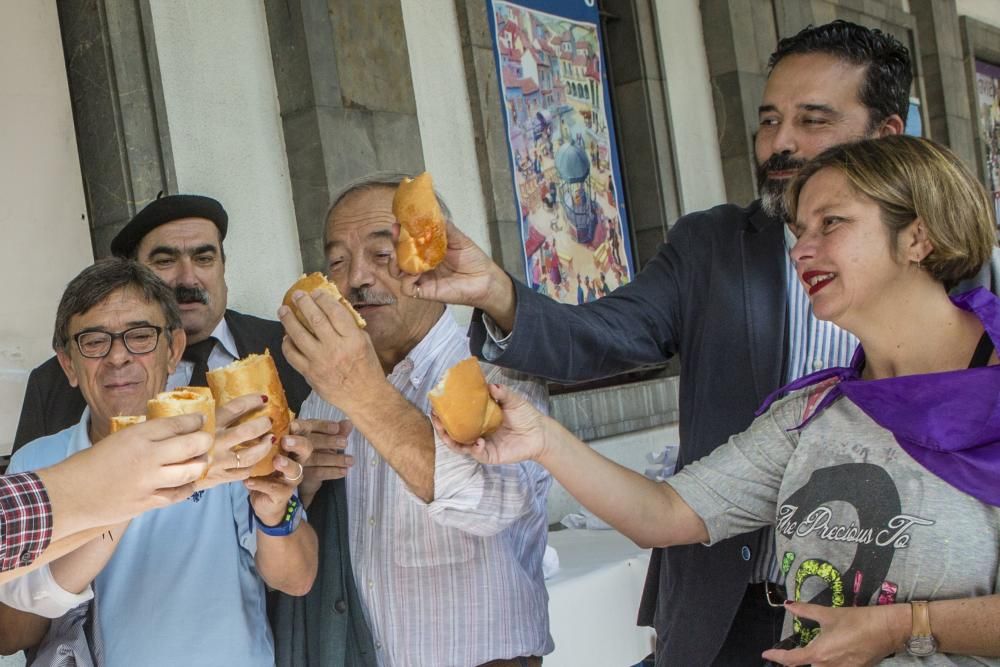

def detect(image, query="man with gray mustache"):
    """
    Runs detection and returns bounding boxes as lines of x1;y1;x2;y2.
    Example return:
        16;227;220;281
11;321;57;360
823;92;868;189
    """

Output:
270;173;553;667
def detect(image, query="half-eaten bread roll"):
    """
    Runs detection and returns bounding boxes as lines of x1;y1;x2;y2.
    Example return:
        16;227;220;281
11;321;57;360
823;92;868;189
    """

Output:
283;272;366;331
429;357;503;445
206;350;290;478
110;415;146;434
147;389;217;474
392;172;448;275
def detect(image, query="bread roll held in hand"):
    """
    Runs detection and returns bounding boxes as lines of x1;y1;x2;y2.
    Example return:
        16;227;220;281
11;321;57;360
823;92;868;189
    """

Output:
392;172;447;274
429;357;503;445
207;350;290;478
110;415;146;434
283;272;366;331
147;389;216;433
145;389;217;474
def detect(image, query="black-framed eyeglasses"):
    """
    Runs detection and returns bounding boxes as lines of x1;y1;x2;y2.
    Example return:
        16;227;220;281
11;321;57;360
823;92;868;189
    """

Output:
72;325;164;359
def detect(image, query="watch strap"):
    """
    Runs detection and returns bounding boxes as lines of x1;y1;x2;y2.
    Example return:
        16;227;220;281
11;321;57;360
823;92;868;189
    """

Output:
250;494;303;536
911;600;932;638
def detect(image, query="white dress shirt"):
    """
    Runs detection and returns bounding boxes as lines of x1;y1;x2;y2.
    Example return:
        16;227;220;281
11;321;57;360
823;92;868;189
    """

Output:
301;311;554;667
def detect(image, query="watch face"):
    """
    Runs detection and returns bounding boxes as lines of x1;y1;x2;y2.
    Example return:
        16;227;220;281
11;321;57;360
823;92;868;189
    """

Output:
906;636;938;657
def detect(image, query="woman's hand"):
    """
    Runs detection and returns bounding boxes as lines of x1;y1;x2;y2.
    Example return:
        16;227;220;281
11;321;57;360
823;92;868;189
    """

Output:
762;601;907;667
432;383;550;465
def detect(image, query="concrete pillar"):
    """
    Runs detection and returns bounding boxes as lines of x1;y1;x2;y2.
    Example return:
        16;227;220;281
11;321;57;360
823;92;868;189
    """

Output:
0;2;91;458
264;0;425;274
654;0;726;214
147;0;303;318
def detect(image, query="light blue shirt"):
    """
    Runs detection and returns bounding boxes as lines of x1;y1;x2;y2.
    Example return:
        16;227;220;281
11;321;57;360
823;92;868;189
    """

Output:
9;410;274;667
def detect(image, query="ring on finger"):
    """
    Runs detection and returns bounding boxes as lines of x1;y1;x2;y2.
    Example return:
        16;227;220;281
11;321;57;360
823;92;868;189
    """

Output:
234;451;242;469
415;285;421;299
283;461;305;483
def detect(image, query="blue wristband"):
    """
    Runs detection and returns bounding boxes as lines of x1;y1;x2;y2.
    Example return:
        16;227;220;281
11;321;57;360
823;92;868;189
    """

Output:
249;494;303;537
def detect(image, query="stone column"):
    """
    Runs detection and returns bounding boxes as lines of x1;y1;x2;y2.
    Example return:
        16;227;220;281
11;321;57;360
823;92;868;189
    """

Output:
147;0;304;317
0;2;91;458
264;0;425;273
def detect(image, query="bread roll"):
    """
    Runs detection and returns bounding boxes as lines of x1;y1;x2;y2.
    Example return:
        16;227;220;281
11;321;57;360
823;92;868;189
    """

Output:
392;172;447;274
147;389;216;432
283;272;366;331
429;357;503;444
206;350;290;477
110;415;145;433
146;389;216;475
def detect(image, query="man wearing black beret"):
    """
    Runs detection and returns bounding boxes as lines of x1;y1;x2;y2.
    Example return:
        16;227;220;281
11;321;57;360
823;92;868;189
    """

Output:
13;194;312;449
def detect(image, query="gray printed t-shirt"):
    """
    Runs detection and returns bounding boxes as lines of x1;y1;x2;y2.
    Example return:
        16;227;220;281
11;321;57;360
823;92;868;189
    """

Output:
667;386;1000;666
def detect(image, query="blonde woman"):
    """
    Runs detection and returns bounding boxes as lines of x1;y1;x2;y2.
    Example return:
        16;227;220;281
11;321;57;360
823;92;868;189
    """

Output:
438;136;1000;666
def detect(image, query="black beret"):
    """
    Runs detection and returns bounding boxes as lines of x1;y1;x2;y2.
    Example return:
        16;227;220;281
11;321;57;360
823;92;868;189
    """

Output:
110;194;228;258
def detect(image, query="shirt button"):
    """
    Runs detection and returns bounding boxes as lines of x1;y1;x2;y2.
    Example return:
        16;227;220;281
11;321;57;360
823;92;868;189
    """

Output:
368;516;376;526
334;599;347;614
812;358;824;371
376;642;382;650
367;580;374;589
741;545;752;561
370;457;379;467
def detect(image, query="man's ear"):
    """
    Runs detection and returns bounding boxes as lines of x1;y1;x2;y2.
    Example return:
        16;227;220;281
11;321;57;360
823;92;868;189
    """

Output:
55;347;79;388
879;114;905;137
166;328;187;373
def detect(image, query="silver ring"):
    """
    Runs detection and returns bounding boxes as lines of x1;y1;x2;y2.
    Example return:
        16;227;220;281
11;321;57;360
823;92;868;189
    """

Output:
283;461;304;483
234;451;242;469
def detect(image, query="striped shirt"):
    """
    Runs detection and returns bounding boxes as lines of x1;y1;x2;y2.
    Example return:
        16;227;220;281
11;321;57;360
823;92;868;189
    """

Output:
301;311;553;667
750;226;859;583
0;471;52;572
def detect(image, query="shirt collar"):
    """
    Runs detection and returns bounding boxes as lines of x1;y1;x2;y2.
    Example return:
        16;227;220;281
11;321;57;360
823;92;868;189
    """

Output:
389;309;466;389
207;316;239;360
75;407;95;453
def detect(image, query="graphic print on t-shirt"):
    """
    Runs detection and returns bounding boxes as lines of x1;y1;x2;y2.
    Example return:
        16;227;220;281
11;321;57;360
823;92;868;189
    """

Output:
775;462;934;644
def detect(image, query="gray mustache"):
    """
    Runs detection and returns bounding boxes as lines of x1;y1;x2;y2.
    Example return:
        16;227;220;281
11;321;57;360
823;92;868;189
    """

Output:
348;286;396;307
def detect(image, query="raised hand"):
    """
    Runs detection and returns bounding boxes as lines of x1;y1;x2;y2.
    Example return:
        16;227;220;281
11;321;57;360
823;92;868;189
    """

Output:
396;221;517;330
293;419;354;506
279;289;386;413
245;429;312;526
431;384;550;465
197;393;273;489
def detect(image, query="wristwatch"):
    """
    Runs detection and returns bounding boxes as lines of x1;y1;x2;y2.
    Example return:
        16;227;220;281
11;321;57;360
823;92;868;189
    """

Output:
905;601;938;657
250;494;304;537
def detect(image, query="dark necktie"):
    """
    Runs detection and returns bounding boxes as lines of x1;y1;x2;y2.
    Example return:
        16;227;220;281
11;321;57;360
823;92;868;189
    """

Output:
183;337;217;387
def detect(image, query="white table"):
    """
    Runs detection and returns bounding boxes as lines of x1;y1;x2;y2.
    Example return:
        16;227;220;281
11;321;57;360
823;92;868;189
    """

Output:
545;529;656;666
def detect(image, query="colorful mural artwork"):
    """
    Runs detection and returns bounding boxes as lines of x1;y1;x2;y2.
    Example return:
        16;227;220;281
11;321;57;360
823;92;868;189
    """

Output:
487;0;634;303
975;59;1000;228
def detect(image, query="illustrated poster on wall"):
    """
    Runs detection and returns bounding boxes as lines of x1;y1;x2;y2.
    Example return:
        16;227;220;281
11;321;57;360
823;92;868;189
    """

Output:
487;0;635;303
975;59;1000;228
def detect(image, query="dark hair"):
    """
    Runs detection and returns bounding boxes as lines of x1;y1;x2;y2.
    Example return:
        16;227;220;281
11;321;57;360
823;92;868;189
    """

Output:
769;20;911;128
53;258;183;350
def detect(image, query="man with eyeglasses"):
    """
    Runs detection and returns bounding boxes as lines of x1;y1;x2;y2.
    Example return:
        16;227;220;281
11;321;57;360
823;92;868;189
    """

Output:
0;258;318;665
12;194;313;453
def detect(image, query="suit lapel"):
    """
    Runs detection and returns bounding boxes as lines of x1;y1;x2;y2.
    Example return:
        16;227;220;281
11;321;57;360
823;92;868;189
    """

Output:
741;205;788;407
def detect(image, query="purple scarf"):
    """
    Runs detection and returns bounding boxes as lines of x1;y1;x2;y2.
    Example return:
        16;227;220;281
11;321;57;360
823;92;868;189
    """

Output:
757;287;1000;507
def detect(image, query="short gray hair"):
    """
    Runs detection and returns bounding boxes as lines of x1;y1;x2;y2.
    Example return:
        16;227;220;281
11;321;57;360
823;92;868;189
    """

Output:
324;172;453;246
53;258;182;350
